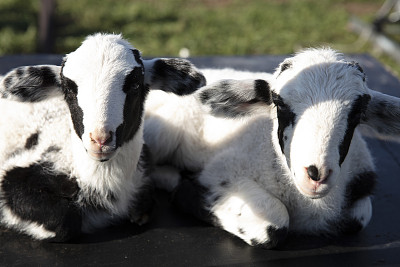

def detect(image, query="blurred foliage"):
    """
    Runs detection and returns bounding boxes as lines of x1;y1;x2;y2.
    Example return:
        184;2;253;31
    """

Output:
0;0;38;54
1;0;399;76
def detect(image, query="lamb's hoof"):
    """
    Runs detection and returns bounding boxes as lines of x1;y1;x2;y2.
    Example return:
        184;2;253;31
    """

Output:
250;226;288;249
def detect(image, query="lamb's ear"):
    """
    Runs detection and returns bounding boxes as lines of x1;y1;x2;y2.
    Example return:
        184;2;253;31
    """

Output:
0;65;63;102
197;79;273;117
362;90;400;135
143;58;206;95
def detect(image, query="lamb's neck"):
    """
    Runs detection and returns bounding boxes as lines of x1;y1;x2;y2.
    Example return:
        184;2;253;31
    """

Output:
71;133;144;196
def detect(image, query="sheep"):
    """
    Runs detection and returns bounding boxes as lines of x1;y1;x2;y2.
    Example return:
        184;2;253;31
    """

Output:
144;48;400;248
0;33;205;242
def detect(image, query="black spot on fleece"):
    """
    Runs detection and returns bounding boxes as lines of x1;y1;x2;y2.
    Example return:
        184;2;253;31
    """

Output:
1;162;82;242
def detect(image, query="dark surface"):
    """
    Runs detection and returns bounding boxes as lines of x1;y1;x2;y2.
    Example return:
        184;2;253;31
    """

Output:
1;54;400;266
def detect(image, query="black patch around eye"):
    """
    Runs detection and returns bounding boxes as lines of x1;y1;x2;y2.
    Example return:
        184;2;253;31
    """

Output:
60;60;84;139
273;93;296;154
115;68;148;148
338;94;371;166
123;67;143;94
64;86;84;139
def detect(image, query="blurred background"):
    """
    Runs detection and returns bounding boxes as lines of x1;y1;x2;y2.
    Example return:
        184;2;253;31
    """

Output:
0;0;399;76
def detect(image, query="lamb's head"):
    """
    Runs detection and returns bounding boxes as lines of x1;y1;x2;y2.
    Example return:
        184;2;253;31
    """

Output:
0;33;205;162
270;48;371;198
199;48;400;199
59;34;147;161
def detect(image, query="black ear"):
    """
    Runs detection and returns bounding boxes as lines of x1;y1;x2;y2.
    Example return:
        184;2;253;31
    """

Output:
277;60;292;76
143;58;206;95
362;89;400;136
347;61;366;82
197;79;273;118
0;65;62;102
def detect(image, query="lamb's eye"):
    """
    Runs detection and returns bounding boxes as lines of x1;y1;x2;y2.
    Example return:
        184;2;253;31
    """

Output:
132;82;141;91
123;67;143;94
124;81;141;95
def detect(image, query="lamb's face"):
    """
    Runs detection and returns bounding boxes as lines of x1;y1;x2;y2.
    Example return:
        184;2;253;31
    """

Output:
272;49;370;198
0;33;206;163
60;35;146;162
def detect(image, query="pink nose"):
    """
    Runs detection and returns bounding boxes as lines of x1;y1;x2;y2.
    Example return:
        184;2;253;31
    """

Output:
89;130;113;147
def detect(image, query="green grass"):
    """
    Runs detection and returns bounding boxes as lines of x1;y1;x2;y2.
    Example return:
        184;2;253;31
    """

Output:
1;0;398;76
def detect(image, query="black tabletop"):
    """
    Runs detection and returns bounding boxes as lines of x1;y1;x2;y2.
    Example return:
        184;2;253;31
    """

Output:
1;54;400;266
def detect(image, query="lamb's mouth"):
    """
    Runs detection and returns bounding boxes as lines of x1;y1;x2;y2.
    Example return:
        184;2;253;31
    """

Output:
86;150;116;162
296;181;330;199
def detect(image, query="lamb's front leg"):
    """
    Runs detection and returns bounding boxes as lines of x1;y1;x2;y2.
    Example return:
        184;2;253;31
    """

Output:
208;180;289;248
128;145;156;225
172;175;289;249
128;180;155;226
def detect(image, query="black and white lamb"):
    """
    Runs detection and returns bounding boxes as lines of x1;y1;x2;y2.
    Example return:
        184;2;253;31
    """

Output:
144;48;400;248
0;33;205;241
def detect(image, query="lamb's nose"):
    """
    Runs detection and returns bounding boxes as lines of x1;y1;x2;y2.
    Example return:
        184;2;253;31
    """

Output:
306;165;332;182
89;130;113;147
307;165;320;181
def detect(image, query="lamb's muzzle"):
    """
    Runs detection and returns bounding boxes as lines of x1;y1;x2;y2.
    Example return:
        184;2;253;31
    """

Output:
88;129;115;161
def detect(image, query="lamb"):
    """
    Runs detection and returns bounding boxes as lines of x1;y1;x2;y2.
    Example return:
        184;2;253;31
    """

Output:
0;33;205;241
144;48;400;248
